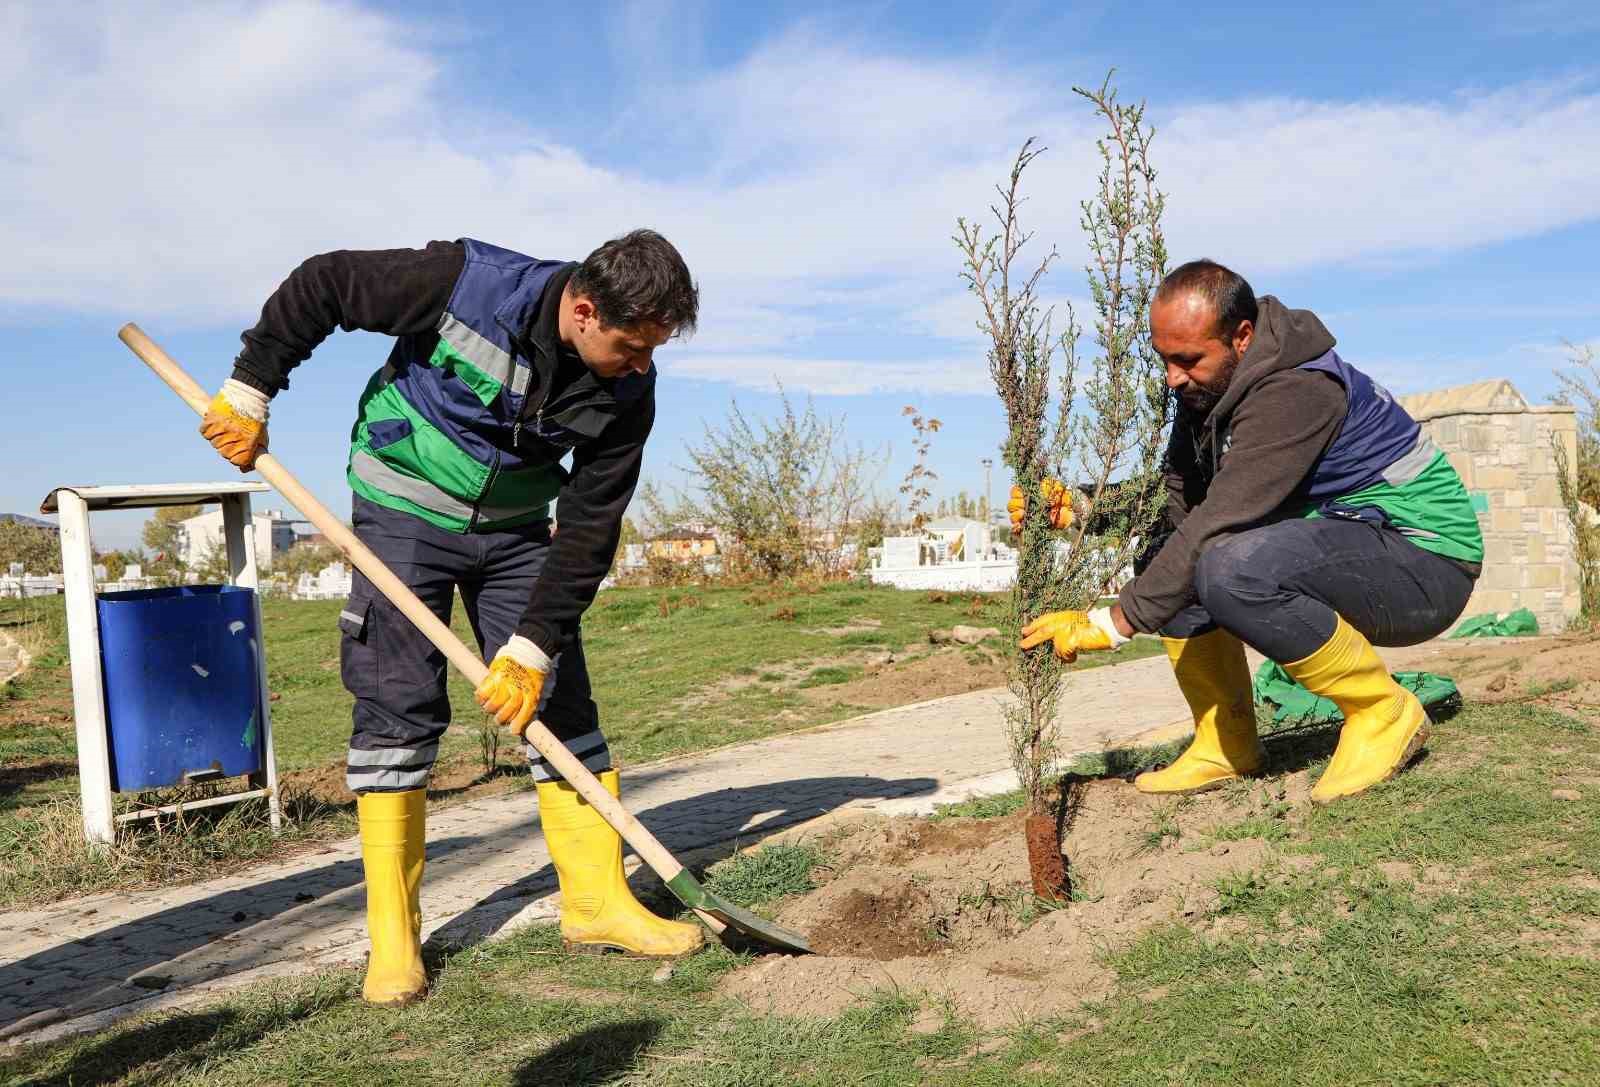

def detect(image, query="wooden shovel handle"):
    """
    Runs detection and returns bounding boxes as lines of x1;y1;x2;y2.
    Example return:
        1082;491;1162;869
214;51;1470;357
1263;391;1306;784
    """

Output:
118;324;703;900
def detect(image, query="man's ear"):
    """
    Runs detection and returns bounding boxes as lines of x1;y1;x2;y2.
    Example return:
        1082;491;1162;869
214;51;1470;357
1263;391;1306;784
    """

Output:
570;295;597;329
1232;318;1254;357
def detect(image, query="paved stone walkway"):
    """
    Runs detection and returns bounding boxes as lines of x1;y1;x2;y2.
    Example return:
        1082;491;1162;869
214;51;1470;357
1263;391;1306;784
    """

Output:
0;639;1461;1044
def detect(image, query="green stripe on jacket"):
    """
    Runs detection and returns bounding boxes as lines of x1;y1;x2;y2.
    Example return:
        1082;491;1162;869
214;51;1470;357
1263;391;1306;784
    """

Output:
1309;450;1485;563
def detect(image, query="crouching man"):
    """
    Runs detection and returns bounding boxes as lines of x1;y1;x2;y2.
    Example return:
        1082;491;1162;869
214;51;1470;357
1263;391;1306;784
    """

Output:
200;231;704;1006
1014;260;1482;803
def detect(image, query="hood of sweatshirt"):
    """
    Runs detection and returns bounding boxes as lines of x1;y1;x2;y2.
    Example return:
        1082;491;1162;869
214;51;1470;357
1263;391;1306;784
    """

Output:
1191;295;1337;436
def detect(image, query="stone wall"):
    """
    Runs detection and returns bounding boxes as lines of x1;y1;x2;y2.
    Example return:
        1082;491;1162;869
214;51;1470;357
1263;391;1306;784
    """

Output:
1401;382;1579;634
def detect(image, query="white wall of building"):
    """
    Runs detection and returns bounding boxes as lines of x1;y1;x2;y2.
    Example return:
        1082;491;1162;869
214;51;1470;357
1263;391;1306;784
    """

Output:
175;508;295;571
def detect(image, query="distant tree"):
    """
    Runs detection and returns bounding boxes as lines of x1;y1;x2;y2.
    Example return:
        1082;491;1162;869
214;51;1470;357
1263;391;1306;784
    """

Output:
273;542;343;582
899;406;942;533
140;505;202;575
1553;341;1600;509
0;521;60;574
94;549;146;581
675;391;884;578
935;491;983;520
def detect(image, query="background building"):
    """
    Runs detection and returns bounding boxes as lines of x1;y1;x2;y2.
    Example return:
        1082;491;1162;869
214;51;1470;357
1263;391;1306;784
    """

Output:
1399;380;1581;634
174;508;297;571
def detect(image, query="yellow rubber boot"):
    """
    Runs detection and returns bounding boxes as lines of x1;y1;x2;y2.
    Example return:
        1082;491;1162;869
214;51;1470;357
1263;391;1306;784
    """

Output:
1284;616;1428;804
1135;629;1264;795
538;770;705;958
357;789;427;1006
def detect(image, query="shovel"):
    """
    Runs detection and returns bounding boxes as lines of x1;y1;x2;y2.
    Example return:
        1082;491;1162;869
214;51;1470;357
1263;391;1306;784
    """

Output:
119;323;811;955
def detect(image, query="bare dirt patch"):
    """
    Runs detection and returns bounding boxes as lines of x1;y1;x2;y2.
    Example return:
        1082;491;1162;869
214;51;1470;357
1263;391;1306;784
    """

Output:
721;774;1283;1028
1430;636;1600;709
797;647;1008;712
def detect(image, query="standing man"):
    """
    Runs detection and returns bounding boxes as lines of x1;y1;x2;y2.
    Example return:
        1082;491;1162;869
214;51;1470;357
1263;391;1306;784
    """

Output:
200;232;703;1006
1014;260;1482;804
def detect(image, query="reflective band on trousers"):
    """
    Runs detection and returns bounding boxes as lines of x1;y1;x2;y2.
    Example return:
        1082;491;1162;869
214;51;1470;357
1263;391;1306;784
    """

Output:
346;741;439;792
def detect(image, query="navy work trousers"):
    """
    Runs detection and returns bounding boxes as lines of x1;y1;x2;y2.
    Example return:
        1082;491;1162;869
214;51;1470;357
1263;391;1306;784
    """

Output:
339;496;608;793
1158;517;1478;663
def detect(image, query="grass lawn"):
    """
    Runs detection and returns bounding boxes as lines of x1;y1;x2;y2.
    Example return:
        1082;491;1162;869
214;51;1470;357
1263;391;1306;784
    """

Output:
5;689;1599;1085
0;583;1161;906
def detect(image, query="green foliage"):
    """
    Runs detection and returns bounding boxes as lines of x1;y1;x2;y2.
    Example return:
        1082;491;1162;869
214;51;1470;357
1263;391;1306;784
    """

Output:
1553;340;1600;509
1554;434;1600;621
664;391;885;579
0;520;60;574
270;541;343;583
703;842;826;907
139;504;201;555
930;788;1028;820
956;72;1169;814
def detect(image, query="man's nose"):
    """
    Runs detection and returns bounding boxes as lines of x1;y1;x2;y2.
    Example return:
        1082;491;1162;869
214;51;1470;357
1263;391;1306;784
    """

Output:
1165;363;1187;389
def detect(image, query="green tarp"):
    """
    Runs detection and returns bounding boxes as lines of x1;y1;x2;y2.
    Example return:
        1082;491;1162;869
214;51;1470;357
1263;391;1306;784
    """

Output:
1449;608;1539;638
1252;661;1461;725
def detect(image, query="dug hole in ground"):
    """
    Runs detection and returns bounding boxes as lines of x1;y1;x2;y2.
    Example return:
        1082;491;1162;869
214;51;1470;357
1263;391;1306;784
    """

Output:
720;773;1287;1029
717;632;1600;1031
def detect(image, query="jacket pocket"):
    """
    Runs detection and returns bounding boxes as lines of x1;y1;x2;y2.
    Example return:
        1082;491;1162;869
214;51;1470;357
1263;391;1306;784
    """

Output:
338;596;371;641
365;418;414;451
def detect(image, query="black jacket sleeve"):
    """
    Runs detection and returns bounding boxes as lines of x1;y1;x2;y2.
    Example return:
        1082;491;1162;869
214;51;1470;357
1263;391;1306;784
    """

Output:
515;394;655;656
231;242;465;394
1117;370;1347;633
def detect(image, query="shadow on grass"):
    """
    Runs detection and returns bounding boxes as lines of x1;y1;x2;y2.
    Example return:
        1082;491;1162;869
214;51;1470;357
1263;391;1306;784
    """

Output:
424;773;937;954
1100;698;1461;782
13;1006;301;1087
510;1017;664;1085
0;759;77;800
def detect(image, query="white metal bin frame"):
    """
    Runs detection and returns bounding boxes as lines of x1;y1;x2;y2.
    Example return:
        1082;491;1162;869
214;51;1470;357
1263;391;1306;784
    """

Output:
39;482;281;845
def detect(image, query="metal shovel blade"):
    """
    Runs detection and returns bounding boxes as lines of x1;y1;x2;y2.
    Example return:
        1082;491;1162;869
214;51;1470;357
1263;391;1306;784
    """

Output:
665;870;812;954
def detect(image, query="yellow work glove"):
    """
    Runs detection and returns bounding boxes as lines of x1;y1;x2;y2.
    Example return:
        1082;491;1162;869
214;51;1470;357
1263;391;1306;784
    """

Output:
474;635;551;737
1018;606;1128;663
1007;478;1072;535
199;378;270;471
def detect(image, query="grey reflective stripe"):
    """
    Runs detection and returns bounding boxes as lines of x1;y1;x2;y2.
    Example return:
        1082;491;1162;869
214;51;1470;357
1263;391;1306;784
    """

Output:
527;743;612;783
339;610;364;626
525;726;603;757
347;741;439;768
352;450;552;526
347;765;432;791
437;313;515;390
1382;433;1439;487
511;362;532;398
351;450;475;520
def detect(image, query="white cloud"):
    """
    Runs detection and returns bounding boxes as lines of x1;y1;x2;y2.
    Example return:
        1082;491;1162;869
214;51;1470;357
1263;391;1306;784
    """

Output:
4;3;1600;396
665;351;991;397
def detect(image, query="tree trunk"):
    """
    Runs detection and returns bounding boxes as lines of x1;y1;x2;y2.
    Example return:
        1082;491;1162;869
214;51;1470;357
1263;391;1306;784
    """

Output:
1024;814;1070;902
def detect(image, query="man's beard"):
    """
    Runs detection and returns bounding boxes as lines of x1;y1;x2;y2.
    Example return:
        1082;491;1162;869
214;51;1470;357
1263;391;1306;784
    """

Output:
1179;348;1240;415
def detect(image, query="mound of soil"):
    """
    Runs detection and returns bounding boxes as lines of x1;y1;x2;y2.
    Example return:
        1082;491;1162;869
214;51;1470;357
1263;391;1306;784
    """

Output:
721;773;1300;1027
1432;635;1600;708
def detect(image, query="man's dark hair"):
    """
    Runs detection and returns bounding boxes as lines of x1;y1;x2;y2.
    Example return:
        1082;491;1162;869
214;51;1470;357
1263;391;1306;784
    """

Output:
571;229;698;335
1155;259;1257;340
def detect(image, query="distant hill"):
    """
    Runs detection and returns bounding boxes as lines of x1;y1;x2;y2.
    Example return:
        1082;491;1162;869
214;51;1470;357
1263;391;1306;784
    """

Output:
0;513;58;532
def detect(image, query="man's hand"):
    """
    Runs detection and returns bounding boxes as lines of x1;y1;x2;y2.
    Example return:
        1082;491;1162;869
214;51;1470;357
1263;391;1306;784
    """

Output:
199;379;270;471
474;636;551;737
1008;478;1072;535
1018;606;1128;663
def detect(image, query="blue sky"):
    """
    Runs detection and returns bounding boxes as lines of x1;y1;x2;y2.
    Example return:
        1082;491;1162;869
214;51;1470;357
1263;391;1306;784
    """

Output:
3;0;1599;549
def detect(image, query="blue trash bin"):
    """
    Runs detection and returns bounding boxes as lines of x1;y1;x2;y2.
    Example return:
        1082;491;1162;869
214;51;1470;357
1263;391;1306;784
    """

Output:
96;585;264;792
